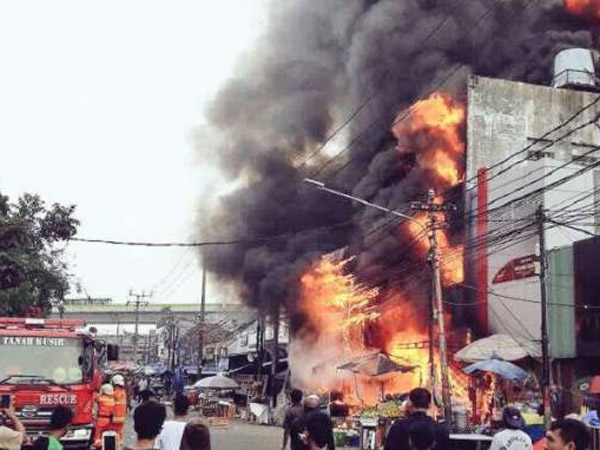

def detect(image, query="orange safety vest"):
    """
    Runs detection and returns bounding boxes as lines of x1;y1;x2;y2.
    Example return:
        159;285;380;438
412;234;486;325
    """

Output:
96;394;115;425
112;387;127;424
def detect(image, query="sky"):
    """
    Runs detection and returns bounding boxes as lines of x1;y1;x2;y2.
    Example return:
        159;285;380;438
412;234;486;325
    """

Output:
0;0;268;305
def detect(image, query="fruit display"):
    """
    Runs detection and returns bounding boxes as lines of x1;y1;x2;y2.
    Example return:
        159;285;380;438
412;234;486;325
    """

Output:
359;401;404;418
378;401;404;417
359;406;379;418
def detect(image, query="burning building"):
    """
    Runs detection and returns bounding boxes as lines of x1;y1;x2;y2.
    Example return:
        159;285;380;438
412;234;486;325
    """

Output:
197;0;599;406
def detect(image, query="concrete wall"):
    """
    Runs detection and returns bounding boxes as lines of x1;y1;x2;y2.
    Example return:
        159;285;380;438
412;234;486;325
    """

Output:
466;76;600;349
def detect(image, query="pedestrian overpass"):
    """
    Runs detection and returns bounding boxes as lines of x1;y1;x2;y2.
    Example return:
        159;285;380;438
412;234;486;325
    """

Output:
50;302;253;325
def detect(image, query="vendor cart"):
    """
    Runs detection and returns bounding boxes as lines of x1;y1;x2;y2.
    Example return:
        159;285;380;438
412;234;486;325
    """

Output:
338;352;417;450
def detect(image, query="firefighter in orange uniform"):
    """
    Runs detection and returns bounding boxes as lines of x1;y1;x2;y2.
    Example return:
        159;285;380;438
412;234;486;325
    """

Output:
94;384;115;444
110;374;128;442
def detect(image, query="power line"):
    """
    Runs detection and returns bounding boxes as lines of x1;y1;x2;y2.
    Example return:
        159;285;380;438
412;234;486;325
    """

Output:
294;0;469;170
68;220;354;248
312;0;539;180
471;114;600;200
158;263;199;301
429;88;600;223
465;98;600;194
458;282;600;310
151;249;196;293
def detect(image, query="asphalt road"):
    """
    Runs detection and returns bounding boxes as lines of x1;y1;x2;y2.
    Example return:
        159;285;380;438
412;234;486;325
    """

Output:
123;408;283;450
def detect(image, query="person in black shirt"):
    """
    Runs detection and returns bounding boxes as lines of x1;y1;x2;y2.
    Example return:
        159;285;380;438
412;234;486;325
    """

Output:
123;400;166;450
304;412;335;450
282;389;304;450
290;395;335;450
384;388;450;450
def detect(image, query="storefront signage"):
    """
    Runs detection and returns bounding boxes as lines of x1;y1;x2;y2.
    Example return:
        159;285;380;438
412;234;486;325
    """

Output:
492;254;539;284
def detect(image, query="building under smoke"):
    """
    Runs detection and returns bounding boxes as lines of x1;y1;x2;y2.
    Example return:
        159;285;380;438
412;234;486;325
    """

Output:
197;0;600;397
464;49;600;404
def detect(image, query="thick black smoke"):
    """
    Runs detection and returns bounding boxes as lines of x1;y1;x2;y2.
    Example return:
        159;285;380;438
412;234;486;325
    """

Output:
197;0;590;317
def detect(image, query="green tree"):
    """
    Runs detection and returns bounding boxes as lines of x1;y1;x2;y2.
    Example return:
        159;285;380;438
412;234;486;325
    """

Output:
0;192;79;317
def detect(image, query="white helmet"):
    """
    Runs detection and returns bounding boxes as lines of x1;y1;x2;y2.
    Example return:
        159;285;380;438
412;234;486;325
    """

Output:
101;384;114;395
111;374;125;387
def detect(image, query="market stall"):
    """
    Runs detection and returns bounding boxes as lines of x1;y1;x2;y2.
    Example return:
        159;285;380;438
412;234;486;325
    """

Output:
335;352;417;450
193;374;239;426
447;334;544;448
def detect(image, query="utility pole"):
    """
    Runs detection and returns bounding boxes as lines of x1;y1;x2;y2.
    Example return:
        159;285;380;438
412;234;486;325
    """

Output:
169;314;178;372
271;306;280;407
127;290;152;365
411;189;455;426
171;321;179;372
536;206;552;428
428;278;437;400
197;262;207;376
271;306;280;378
256;314;265;381
113;313;122;347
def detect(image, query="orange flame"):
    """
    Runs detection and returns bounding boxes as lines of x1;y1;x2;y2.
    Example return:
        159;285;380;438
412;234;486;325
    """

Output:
291;253;473;408
393;92;466;188
292;254;435;406
290;92;469;407
299;253;379;351
388;334;469;401
564;0;600;19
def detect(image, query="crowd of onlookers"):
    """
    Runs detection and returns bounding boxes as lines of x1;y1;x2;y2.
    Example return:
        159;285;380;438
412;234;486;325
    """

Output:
0;403;73;450
125;393;210;450
281;387;594;450
0;391;210;450
0;384;593;450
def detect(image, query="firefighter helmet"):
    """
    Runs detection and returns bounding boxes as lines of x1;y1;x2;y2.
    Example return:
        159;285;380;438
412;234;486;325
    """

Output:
111;374;125;387
100;383;114;395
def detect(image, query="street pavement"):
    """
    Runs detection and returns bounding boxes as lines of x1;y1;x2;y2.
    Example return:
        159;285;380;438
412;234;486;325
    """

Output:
123;408;283;449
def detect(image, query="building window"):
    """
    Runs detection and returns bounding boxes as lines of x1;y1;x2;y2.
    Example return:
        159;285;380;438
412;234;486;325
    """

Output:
527;150;554;160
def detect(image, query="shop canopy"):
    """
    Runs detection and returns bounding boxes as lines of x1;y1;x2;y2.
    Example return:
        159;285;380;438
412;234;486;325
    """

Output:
193;374;240;390
454;334;540;363
463;358;529;381
337;352;417;377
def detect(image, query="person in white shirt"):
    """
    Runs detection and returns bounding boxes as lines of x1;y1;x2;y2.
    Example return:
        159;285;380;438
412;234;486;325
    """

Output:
157;394;190;450
490;406;533;450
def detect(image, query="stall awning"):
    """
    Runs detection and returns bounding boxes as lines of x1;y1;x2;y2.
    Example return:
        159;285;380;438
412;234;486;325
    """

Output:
337;352;417;377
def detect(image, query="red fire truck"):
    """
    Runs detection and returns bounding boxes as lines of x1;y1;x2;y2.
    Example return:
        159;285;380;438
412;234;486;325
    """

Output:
0;318;118;449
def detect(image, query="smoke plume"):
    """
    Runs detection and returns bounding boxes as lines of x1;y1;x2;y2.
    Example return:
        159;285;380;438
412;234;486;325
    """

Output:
197;0;591;319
